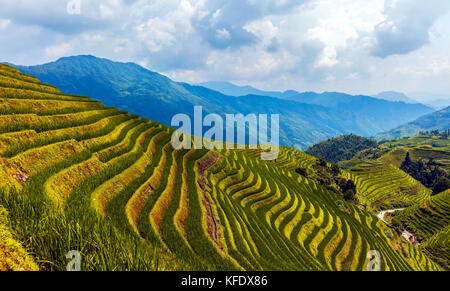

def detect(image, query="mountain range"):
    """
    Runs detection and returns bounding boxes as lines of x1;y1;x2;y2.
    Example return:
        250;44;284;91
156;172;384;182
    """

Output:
408;92;450;110
372;91;419;104
375;106;450;140
11;55;435;149
198;81;299;99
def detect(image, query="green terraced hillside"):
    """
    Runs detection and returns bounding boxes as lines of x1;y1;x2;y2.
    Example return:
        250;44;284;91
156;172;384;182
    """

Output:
378;133;450;170
391;190;450;269
345;162;431;211
391;190;449;242
421;224;450;269
0;205;38;271
0;64;442;271
339;133;450;170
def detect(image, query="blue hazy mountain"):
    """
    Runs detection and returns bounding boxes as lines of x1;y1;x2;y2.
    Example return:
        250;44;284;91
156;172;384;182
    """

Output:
198;81;299;99
375;106;450;140
372;91;419;104
285;91;434;134
11;55;436;149
408;92;450;110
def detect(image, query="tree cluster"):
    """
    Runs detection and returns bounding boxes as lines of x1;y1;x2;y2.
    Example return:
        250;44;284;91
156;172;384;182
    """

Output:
400;152;450;195
305;134;378;164
297;158;357;202
418;129;450;139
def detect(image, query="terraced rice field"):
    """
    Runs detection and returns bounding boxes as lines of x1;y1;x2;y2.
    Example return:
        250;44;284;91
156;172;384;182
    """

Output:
377;145;450;170
390;190;449;268
346;162;431;211
421;224;450;268
0;205;38;271
391;190;449;241
0;65;442;271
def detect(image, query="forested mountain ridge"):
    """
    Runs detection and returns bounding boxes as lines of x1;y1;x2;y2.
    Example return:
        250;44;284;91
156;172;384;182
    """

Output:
9;55;435;150
305;134;378;163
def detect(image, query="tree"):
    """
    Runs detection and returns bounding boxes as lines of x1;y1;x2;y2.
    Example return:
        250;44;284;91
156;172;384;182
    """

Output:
338;178;357;201
331;164;341;176
404;152;412;166
401;153;449;190
432;177;450;195
317;158;327;168
343;189;356;201
295;167;307;177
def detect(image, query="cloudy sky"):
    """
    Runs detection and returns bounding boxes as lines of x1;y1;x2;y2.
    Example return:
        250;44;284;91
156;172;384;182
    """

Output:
1;0;449;101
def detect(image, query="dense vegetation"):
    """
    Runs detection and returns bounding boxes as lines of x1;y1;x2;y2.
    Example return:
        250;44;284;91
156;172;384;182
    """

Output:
391;190;450;269
340;131;450;169
0;64;442;271
400;152;450;195
334;132;449;269
297;158;357;202
391;191;449;242
421;225;450;269
419;130;450;139
0;205;38;271
305;134;378;163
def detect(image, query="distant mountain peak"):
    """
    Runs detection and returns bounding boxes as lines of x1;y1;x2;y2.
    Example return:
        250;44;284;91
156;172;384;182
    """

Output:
198;81;299;99
372;91;419;104
375;106;450;140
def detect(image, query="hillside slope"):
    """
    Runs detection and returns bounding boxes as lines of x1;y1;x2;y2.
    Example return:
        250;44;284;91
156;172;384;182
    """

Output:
334;133;449;268
345;162;432;211
286;92;434;133
0;64;441;271
391;190;449;242
305;134;377;163
10;55;435;150
391;190;450;269
0;205;38;271
338;132;450;198
376;106;450;140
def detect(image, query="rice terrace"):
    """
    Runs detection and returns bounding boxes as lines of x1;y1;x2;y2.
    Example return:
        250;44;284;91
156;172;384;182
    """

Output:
0;0;449;277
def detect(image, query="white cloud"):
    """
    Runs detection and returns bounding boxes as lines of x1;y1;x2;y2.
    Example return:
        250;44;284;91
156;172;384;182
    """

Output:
315;46;338;68
0;0;449;97
346;72;360;80
44;42;74;59
244;20;278;42
134;0;196;53
371;0;450;58
215;28;231;40
0;19;11;30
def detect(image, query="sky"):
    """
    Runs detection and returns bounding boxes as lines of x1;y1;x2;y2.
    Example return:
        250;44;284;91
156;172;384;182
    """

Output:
0;0;449;102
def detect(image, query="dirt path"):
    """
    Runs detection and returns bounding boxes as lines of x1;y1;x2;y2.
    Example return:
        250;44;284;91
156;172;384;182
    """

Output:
377;208;420;246
197;153;221;246
377;208;405;224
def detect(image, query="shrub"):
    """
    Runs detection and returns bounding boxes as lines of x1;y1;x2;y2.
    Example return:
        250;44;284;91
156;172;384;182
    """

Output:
384;229;393;239
295;167;307;177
